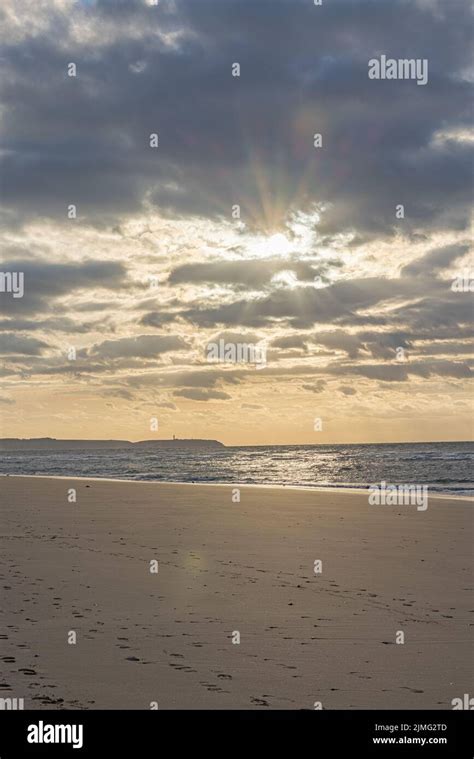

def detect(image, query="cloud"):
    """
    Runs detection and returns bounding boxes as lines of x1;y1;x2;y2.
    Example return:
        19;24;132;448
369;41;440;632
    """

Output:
271;334;308;350
0;0;472;442
302;380;326;393
139;311;181;328
0;316;103;333
179;277;421;328
0;260;128;314
0;332;50;355
125;367;242;390
0;0;471;239
169;259;320;288
156;400;177;410
338;385;357;396
401;242;471;277
326;360;472;382
207;330;263;346
174;388;231;401
89;334;189;359
314;331;362;359
101;388;134;401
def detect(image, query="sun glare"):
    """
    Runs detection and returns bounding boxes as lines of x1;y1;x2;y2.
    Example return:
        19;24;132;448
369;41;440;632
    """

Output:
248;232;293;258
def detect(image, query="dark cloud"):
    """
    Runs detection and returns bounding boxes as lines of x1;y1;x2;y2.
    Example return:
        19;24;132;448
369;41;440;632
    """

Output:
401;242;471;277
313;330;362;359
0;0;472;412
271;334;309;350
0;333;50;356
179;277;422;328
126;367;242;390
0;0;471;237
169;259;321;287
273;329;365;357
0;260;128;315
89;334;188;359
386;294;473;331
0;316;105;333
139;311;181;328
326;359;472;382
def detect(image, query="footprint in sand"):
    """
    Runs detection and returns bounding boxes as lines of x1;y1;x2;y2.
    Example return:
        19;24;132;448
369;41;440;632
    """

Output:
251;697;270;706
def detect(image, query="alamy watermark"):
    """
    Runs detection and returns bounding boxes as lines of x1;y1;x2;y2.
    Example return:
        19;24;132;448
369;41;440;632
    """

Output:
0;271;24;298
368;481;428;511
451;693;474;710
0;696;24;710
451;270;474;292
27;721;83;750
206;339;267;369
368;55;428;85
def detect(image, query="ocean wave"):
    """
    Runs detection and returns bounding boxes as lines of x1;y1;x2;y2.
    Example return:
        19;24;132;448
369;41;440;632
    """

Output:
1;442;473;496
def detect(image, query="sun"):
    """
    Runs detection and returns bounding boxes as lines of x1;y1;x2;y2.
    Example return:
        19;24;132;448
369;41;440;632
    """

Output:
248;232;293;258
267;233;293;256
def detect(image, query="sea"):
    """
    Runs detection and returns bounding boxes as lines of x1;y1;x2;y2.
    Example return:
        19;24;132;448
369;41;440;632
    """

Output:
0;441;473;496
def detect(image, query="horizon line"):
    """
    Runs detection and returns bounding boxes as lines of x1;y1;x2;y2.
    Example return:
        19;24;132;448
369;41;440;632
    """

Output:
1;437;472;447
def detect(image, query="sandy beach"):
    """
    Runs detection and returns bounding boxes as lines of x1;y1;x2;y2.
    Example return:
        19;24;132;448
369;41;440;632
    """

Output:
1;475;472;710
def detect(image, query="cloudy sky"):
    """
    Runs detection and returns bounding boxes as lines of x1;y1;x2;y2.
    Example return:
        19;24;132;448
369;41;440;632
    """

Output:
0;0;472;445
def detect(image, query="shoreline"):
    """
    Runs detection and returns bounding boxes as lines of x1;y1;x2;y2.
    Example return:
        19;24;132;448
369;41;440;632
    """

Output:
1;473;473;501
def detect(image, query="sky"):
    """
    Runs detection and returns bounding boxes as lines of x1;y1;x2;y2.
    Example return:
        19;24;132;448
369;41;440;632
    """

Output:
0;0;473;445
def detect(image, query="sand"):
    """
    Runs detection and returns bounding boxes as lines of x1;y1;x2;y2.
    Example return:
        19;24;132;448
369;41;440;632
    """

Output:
0;475;472;710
